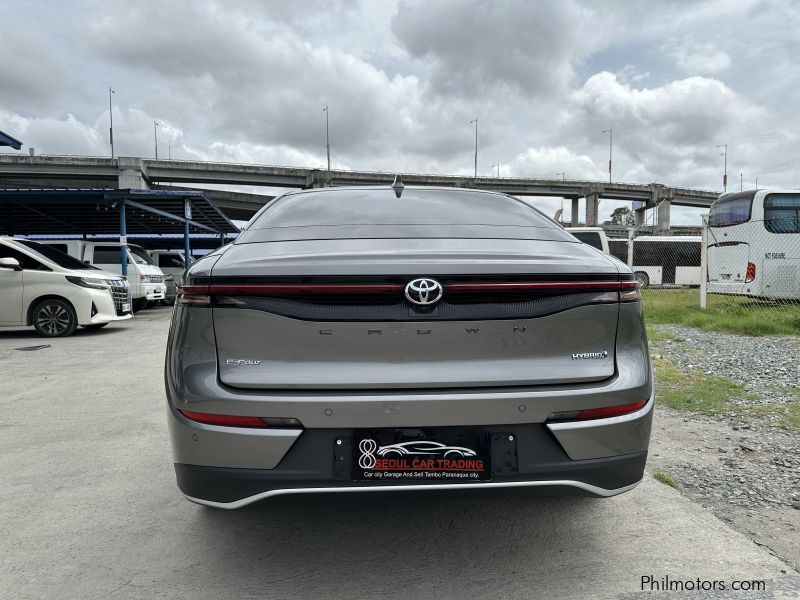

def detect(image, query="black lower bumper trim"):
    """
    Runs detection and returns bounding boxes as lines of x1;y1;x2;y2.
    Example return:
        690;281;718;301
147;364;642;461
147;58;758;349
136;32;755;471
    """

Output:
176;453;647;505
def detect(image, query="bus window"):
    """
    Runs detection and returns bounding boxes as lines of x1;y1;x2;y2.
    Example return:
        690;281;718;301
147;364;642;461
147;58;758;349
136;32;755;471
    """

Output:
764;193;800;233
709;192;754;227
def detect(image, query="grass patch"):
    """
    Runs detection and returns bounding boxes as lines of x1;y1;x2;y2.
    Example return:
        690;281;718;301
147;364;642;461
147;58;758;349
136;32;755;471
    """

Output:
774;385;800;398
748;403;800;432
646;326;684;342
653;470;678;488
654;356;753;414
642;289;800;337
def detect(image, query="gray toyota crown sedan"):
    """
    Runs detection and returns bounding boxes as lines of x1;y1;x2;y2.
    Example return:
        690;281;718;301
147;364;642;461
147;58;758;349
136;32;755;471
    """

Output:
165;185;653;508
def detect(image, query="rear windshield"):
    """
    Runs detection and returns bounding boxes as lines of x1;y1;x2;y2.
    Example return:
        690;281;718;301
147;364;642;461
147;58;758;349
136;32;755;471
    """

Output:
248;188;555;230
709;193;754;227
764;193;800;233
16;240;98;270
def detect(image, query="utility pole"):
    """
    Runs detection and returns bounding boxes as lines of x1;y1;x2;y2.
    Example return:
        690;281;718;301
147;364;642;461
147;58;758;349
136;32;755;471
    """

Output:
153;120;159;159
716;144;728;192
556;171;566;181
492;163;500;178
740;172;743;191
602;128;612;183
323;105;331;178
469;118;478;178
108;87;115;158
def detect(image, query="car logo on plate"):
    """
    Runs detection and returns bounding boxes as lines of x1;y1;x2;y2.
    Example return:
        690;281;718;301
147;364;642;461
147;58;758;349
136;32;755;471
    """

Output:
405;278;443;305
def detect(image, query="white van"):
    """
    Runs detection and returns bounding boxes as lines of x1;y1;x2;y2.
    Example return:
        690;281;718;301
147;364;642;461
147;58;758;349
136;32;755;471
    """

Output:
40;240;167;311
0;237;132;336
566;227;610;253
149;250;186;283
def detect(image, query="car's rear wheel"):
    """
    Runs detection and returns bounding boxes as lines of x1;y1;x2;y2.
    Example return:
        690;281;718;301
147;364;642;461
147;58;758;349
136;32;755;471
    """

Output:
634;272;650;288
32;299;78;337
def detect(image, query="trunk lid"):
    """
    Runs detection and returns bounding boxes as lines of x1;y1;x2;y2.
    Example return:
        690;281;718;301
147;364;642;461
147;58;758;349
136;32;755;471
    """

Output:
211;238;622;390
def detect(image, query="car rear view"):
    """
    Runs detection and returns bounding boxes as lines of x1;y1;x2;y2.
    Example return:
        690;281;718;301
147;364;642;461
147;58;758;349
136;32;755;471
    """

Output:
165;186;653;508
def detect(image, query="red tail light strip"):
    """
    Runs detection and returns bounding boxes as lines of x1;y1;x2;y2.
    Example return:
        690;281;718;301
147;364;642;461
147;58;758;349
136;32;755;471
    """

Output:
446;281;638;292
180;281;639;296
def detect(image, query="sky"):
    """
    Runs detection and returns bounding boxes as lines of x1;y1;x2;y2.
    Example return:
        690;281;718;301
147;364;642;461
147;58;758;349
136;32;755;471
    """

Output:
1;0;799;224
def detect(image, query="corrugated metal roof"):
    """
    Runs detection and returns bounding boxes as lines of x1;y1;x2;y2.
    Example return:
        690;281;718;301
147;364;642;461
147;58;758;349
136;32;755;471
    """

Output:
0;130;23;150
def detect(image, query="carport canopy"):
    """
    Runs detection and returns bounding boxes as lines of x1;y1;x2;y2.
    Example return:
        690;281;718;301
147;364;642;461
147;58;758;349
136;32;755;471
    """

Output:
0;129;23;150
0;188;239;275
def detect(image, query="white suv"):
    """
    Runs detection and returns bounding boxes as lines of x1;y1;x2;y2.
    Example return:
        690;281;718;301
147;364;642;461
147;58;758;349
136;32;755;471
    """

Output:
0;237;132;337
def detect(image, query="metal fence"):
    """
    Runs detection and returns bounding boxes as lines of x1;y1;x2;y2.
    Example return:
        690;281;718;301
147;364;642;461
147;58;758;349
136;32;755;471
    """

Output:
608;217;800;330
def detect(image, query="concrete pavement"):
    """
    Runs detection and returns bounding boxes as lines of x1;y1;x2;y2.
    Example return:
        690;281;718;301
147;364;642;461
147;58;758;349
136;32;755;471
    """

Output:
1;307;797;599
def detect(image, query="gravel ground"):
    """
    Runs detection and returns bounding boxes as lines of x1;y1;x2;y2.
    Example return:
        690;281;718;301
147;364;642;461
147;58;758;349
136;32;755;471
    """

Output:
651;325;800;406
648;324;800;569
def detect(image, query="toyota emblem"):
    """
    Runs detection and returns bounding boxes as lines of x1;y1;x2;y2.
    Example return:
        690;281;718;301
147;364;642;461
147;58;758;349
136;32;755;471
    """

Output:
405;278;443;305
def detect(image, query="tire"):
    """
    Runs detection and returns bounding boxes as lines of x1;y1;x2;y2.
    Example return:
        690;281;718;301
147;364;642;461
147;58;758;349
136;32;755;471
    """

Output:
634;272;650;288
132;298;147;312
82;323;108;330
32;299;78;337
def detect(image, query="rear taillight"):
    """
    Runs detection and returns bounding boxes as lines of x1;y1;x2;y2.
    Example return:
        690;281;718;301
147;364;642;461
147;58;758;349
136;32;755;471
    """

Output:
619;281;641;302
177;410;303;429
547;399;648;422
177;284;211;306
745;262;756;283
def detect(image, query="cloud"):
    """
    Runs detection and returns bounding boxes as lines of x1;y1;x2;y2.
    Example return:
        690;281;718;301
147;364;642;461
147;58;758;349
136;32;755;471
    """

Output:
391;0;604;97
509;147;606;181
662;40;731;75
562;72;765;185
0;27;73;111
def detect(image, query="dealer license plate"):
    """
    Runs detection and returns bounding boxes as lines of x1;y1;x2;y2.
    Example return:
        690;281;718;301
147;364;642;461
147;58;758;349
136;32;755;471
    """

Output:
352;428;491;482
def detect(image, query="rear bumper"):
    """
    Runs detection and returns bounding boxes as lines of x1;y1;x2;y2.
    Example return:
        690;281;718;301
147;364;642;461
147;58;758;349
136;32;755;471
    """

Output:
180;469;644;509
171;419;650;508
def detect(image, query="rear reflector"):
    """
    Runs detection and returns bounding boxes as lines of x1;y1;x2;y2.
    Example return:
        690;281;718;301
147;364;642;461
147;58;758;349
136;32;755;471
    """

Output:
547;399;648;422
177;410;302;429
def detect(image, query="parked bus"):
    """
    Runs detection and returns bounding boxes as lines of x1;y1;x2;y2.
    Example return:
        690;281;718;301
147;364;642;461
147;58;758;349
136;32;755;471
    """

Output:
707;189;800;299
609;236;701;287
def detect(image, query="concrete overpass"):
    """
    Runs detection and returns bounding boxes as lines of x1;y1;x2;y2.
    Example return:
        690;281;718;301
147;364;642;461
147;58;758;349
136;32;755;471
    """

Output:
0;154;720;229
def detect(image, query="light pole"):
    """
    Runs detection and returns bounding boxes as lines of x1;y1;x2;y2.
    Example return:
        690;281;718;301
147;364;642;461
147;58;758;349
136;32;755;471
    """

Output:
492;163;500;178
153;120;159;159
323;105;331;177
740;172;743;191
556;171;566;181
601;128;612;183
469;118;478;178
716;144;728;192
108;87;115;158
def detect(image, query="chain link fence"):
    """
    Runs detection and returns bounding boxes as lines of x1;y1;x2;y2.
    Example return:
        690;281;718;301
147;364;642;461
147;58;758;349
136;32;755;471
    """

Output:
606;217;800;335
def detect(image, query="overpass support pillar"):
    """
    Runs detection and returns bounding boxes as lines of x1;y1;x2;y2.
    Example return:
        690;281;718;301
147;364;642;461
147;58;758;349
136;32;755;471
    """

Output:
118;157;149;189
570;197;580;226
586;194;600;226
634;208;646;227
656;198;671;234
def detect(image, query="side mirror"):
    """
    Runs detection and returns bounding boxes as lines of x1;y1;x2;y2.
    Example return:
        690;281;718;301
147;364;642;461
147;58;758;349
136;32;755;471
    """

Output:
0;257;21;271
